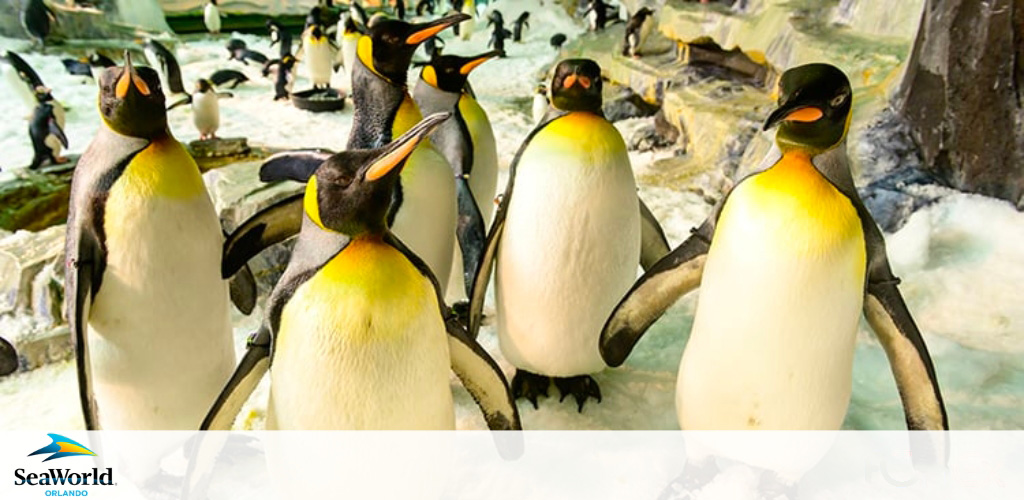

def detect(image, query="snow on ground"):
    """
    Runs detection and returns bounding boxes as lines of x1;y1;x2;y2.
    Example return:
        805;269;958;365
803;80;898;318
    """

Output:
0;0;1022;435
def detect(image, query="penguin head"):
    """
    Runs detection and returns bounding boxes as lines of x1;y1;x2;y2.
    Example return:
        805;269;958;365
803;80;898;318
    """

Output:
550;58;602;113
310;24;325;41
763;63;852;153
421;50;501;93
636;7;654;19
98;51;166;138
359;13;470;85
304;112;451;235
195;78;214;93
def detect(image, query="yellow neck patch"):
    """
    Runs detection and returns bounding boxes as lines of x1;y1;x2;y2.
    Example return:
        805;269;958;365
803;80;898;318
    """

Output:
421;66;439;88
304;176;327;230
392;95;424;138
357;36;385;79
118;136;205;199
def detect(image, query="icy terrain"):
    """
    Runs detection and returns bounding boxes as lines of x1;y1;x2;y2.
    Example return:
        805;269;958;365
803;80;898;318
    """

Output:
0;0;1022;436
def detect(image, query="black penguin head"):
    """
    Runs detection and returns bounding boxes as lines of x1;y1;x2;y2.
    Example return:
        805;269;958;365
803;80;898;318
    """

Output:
226;38;247;52
33;86;54;103
209;0;217;5
636;7;653;19
195;78;214;93
98;51;166;138
421;50;501;93
310;24;325;40
763;63;852;153
550;58;602;113
359;13;470;85
304;112;451;235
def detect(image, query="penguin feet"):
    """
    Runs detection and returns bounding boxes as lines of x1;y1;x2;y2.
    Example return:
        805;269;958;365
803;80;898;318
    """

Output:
553;375;602;412
511;370;551;409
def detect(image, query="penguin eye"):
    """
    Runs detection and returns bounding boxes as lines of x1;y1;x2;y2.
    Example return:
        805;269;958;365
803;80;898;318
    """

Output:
830;91;849;108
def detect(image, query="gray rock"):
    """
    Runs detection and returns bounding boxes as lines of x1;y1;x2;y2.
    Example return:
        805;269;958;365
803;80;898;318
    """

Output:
896;0;1024;207
0;167;74;232
603;87;660;122
859;169;943;233
0;226;66;317
15;326;73;372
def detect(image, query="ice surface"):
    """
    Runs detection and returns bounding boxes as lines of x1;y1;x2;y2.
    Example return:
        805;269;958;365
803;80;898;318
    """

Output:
0;0;1021;435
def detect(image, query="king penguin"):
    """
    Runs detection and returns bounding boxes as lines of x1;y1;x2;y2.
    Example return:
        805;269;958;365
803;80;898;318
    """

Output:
336;13;362;84
204;0;222;35
64;53;236;431
459;0;476;41
600;63;948;480
467;59;669;411
202;113;520;432
249;14;469;297
413;50;501;304
300;24;335;89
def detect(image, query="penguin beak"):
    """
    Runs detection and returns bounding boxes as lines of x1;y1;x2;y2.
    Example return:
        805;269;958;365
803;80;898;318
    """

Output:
763;102;823;130
365;112;452;181
406;13;471;45
459;51;502;75
115;51;151;99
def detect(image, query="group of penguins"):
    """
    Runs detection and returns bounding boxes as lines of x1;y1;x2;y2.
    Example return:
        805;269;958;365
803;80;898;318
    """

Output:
2;0;953;479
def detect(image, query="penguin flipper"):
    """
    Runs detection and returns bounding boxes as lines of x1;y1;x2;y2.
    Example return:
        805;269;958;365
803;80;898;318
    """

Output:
222;193;304;278
446;319;522;432
48;116;68;149
600;221;713;367
66;229;104;430
167;95;192;111
259;150;333;183
201;328;272;430
638;196;669;271
456;177;487;295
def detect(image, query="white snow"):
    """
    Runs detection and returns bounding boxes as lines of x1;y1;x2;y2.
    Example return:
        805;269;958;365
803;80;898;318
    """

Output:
0;0;1022;438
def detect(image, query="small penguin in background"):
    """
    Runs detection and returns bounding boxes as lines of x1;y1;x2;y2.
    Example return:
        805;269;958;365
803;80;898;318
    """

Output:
488;25;511;56
209;69;249;89
466;59;670;411
20;0;56;48
600;64;948;482
168;79;233;140
416;0;435;16
394;0;406;20
299;24;335;89
204;0;222;35
413;50;503;303
531;82;548;124
512;12;529;42
28;89;69;170
622;7;654;58
62;57;94;79
335;14;362;82
89;53;116;68
549;33;567;50
203;113;520;433
2;50;45;112
226;39;269;66
486;10;503;30
66;52;237;431
582;0;608;31
459;0;476;41
263;54;297;100
144;39;187;95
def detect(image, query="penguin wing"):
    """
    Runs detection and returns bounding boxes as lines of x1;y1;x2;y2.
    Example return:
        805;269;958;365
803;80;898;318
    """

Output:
600;218;716;367
200;327;272;430
385;234;521;432
466;111;567;336
48;114;68;149
259;150;333;183
4;51;46;89
222;193;304;278
65;128;151;430
638;196;670;271
167;94;193;111
221;227;258;315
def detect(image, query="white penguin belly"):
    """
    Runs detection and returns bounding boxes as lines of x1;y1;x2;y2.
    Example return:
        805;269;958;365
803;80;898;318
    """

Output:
204;4;221;34
88;142;233;430
678;154;867;430
306;43;333;87
192;92;219;137
267;240;454;430
342;35;359;81
532;94;548;125
496;113;640;376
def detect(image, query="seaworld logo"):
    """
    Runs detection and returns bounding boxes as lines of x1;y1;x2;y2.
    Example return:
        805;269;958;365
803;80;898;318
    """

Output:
13;434;115;489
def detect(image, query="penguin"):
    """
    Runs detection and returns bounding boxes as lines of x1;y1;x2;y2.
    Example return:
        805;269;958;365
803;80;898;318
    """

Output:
228;47;269;66
549;33;567;50
600;63;947;477
622;7;654;58
28;88;69;170
143;39;187;95
467;59;669;411
89;53;116;68
267;19;294;58
204;0;222;35
62;57;94;78
583;0;608;32
300;24;335;89
459;0;476;41
223;14;470;303
413;50;502;303
168;79;232;140
416;0;435;16
2;50;47;112
394;0;406;20
202;113;521;432
20;0;56;48
335;14;362;83
263;54;297;100
209;69;248;89
486;10;504;30
0;336;16;376
531;82;548;125
512;12;529;43
64;53;236;430
487;25;511;55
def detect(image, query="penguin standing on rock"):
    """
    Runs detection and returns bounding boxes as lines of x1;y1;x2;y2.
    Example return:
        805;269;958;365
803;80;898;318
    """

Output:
601;63;947;483
203;113;521;432
20;0;56;48
65;53;237;431
413;50;502;303
622;7;654;58
204;0;222;35
28;88;68;170
467;59;670;411
168;79;232;140
226;14;471;298
264;54;298;100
